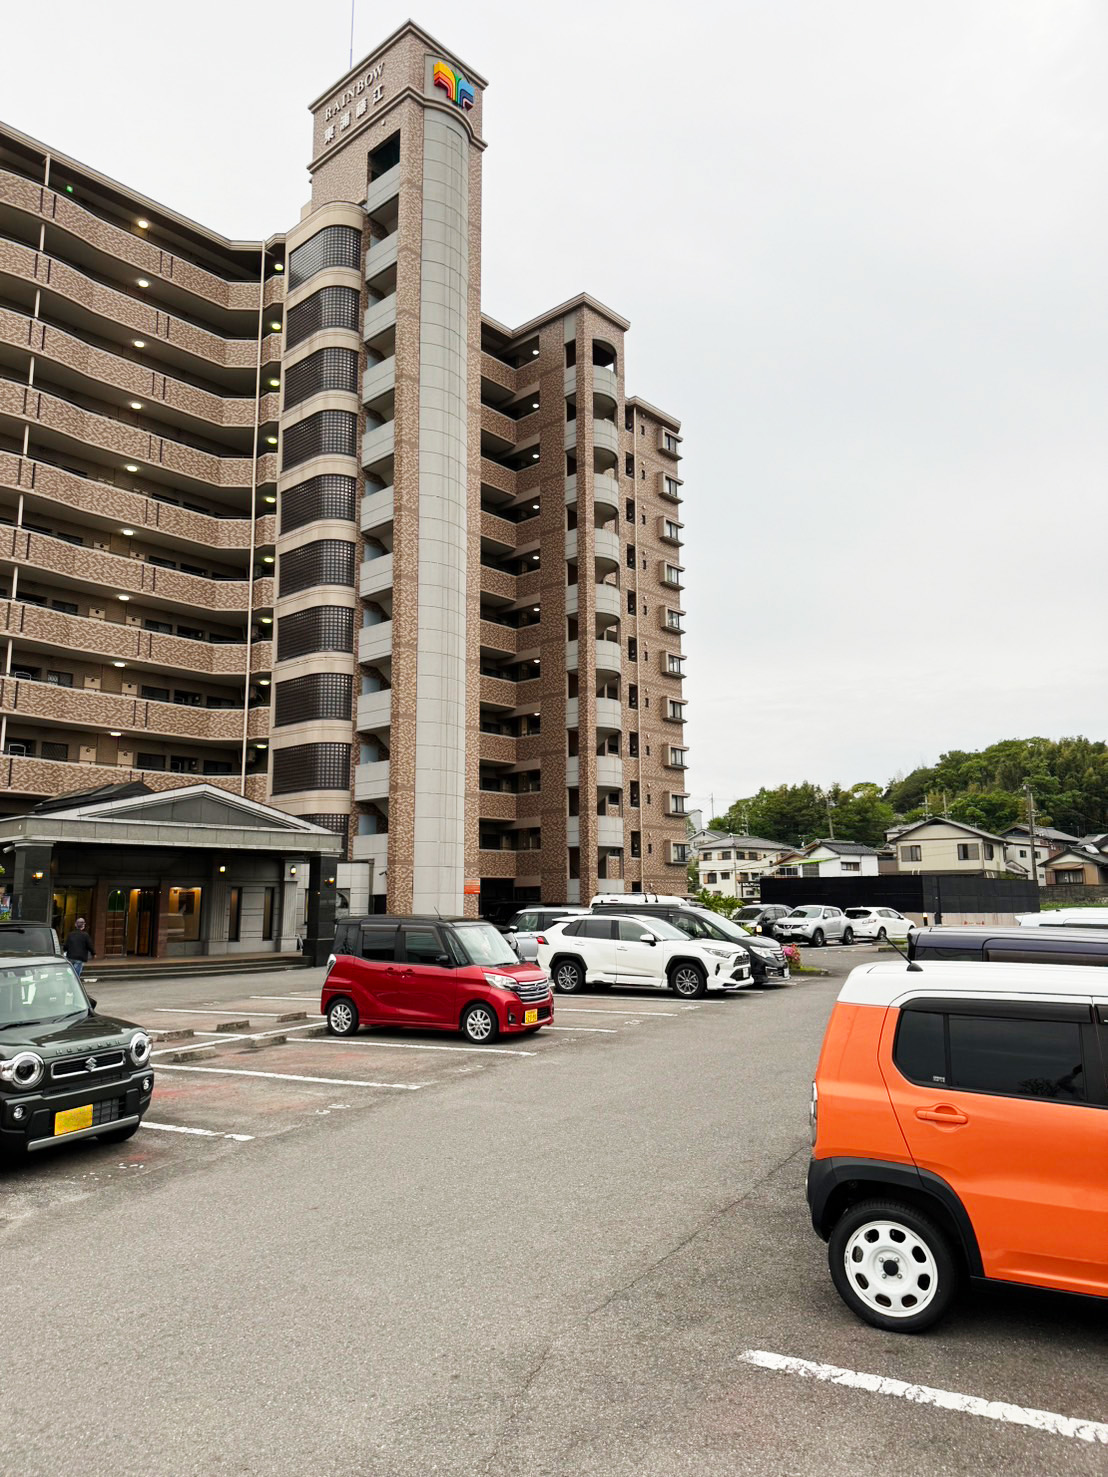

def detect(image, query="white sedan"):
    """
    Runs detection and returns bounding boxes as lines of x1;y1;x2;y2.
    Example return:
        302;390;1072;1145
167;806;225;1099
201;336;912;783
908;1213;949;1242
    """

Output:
842;906;913;941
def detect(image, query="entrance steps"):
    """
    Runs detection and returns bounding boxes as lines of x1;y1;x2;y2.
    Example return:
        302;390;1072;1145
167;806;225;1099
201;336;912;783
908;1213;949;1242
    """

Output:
83;952;311;985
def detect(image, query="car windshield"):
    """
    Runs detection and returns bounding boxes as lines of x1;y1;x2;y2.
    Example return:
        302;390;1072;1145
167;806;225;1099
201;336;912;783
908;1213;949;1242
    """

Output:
788;907;822;918
454;923;521;968
735;908;762;921
0;926;57;956
621;916;688;940
844;909;874;919
689;911;750;942
0;961;89;1029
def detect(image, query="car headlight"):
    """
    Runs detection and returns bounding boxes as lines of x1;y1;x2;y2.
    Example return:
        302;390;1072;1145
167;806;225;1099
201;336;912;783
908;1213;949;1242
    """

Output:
129;1032;152;1066
704;947;735;959
484;972;519;992
0;1051;45;1090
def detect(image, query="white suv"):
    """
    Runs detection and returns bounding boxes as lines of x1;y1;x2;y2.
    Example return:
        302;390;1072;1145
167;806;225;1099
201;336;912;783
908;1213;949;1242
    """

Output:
535;914;752;998
776;905;854;946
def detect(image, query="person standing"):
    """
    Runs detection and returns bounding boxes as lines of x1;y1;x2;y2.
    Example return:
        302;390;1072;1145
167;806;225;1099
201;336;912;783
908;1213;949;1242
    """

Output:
64;916;94;980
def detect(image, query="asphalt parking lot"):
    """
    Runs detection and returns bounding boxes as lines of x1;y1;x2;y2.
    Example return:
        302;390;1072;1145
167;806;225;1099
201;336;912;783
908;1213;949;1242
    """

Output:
4;943;1106;1477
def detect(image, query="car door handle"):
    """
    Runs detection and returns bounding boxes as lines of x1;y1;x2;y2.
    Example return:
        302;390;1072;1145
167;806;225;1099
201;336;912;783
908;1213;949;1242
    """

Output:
615;945;627;951
385;966;412;977
915;1105;968;1126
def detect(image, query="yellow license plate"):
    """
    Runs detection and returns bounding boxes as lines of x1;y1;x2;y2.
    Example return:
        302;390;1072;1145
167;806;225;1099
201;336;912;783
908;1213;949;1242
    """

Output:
54;1104;94;1136
524;1009;538;1025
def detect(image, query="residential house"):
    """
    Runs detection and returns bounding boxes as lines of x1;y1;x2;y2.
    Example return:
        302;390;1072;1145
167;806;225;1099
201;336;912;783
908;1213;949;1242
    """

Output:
1001;825;1079;879
695;833;792;899
893;819;1009;877
774;839;881;878
1042;841;1108;887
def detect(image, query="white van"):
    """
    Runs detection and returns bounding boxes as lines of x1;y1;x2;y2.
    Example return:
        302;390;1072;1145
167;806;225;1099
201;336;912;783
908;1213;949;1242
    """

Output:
1017;907;1108;929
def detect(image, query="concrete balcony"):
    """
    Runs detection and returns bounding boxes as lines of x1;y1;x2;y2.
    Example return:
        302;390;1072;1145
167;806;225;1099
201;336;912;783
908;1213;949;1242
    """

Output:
477;791;518;823
480;674;519;709
352;832;388;867
564;529;578;561
565;697;579;728
566;756;579;786
358;621;393;665
364;232;398;284
354;759;390;802
2;750;268;805
592;419;621;459
597;814;625;849
363;292;397;344
565;639;578;670
481;510;520;550
592;365;619;401
0;675;261;743
479;620;518;656
594;473;621;517
567;817;580;848
564;420;577;451
362;420;395;470
596;754;624;790
595;697;622;732
565;585;579;618
595;583;622;623
563;367;577;397
356;689;392;732
362;355;396;406
365;162;401;213
361;486;394;533
595;638;622;676
478;732;517;764
593;525;621;569
359;552;394;599
564;474;578;508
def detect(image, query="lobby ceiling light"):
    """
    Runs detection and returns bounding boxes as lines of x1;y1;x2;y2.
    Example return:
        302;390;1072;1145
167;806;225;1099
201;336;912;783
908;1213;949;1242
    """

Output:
137;277;150;288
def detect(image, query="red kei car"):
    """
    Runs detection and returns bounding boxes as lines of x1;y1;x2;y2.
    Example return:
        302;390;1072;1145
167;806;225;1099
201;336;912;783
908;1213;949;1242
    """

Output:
322;915;554;1044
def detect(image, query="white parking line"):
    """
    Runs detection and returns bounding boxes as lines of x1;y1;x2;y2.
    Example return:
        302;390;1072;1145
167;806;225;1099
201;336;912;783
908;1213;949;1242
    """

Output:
304;1038;535;1057
142;1121;255;1142
738;1351;1108;1445
151;1023;323;1057
550;1007;680;1018
153;1008;284;1018
248;994;320;1002
543;1024;618;1033
155;1064;422;1089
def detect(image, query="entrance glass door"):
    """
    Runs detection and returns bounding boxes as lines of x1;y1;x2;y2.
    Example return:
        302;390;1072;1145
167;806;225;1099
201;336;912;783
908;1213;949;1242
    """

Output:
125;888;158;956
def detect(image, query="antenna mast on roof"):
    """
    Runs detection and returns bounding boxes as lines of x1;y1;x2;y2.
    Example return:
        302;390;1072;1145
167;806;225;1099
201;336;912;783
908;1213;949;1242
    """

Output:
348;0;355;68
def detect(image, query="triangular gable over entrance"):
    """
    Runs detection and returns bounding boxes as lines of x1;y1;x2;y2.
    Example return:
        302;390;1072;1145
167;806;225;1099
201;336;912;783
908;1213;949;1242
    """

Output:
25;783;330;834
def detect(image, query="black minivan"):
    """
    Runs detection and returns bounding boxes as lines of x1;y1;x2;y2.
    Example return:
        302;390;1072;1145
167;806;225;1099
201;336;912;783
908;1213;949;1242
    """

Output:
909;925;1108;967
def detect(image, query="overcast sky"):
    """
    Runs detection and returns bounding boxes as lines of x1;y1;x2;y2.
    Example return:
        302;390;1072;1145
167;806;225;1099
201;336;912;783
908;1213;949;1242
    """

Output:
6;1;1106;816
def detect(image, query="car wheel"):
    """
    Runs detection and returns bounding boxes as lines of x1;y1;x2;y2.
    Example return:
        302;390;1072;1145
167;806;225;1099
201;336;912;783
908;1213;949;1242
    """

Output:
326;997;359;1036
842;927;854;945
98;1120;140;1145
811;929;825;947
877;927;887;942
669;962;707;998
553;958;585;993
828;1199;957;1333
461;1002;499;1043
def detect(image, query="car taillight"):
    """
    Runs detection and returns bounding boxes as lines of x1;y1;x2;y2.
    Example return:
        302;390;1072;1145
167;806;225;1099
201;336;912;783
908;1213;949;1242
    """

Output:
535;934;547;946
809;1081;818;1146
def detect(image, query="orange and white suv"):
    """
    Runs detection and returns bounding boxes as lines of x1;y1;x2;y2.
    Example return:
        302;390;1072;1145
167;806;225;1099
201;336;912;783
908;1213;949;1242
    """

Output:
808;960;1108;1332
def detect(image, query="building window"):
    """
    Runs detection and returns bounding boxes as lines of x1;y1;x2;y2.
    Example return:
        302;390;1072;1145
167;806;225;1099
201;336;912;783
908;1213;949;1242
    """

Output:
262;887;276;942
664;520;681;541
627;684;638;709
665;609;682;631
630;831;641;858
167;886;202;943
280;474;357;534
277;605;354;661
281;410;357;470
283;347;359;410
299;813;350;844
900;844;922;863
271;742;351;794
287;224;362;290
667;700;684;721
137;752;166;771
274;672;353;727
46;671;73;687
628;731;639;757
629;781;640;807
626;590;636;615
628;637;637;661
286;285;360;349
228;886;242;943
668;748;687;769
706;872;718;885
841;861;860;872
278;538;356;596
42;741;69;762
663;564;683;587
626;544;636;569
663;432;679;453
663;476;680;498
956;843;980;861
625;498;635;521
983;843;994;860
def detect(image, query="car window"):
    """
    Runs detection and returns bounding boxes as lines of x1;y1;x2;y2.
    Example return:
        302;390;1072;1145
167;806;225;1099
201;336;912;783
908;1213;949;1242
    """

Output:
618;919;656;941
0;926;58;955
894;1010;946;1085
359;926;397;961
513;912;538;932
844;909;872;919
0;961;87;1027
986;944;1108;966
950;1016;1085;1101
579;919;615;940
560;920;581;936
401;928;444;965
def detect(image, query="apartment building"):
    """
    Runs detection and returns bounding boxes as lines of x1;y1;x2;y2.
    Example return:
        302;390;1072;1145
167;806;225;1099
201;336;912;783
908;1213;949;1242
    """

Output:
0;20;687;925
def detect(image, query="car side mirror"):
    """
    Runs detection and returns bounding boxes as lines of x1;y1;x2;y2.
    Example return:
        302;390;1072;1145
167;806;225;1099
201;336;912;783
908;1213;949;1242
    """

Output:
638;934;656;945
435;953;452;967
87;997;97;1010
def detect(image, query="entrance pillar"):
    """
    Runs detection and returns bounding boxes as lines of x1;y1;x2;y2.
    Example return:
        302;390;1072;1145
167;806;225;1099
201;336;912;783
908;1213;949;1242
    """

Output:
11;844;53;924
304;854;337;967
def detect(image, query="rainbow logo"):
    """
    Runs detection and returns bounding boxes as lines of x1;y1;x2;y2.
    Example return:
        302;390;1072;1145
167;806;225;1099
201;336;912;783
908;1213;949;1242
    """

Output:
432;60;475;111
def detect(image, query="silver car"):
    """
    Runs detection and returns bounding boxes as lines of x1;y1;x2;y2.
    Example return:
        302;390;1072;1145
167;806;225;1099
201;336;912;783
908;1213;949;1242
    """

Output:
503;907;590;961
775;905;854;946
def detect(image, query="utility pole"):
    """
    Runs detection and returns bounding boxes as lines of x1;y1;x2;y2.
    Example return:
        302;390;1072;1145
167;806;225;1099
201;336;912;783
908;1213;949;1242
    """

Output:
1025;783;1039;886
826;795;835;840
